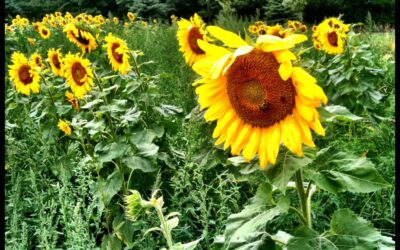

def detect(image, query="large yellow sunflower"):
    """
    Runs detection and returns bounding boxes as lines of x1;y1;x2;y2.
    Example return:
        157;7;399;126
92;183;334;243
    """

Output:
104;33;131;75
313;18;350;55
39;26;51;39
8;52;41;96
63;53;94;99
177;13;211;66
47;48;64;77
63;23;98;53
191;26;327;169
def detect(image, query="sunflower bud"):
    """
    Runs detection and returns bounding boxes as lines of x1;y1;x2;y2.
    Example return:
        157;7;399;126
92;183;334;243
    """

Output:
124;190;153;221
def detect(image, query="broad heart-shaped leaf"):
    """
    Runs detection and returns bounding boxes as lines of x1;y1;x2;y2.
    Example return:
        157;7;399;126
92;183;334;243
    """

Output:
122;156;157;172
94;170;124;213
287;209;395;250
221;182;290;249
94;141;130;163
266;149;314;193
319;105;363;122
304;148;390;194
101;234;122;250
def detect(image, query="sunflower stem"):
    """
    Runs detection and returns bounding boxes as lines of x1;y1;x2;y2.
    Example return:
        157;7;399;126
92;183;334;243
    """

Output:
40;75;59;120
94;73;116;139
295;169;312;228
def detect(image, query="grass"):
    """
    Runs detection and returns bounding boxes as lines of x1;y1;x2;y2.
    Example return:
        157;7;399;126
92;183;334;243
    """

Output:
5;18;395;249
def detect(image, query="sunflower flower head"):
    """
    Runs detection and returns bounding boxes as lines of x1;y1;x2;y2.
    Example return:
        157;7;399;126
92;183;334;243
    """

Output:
313;17;350;55
38;25;51;39
65;90;80;111
127;12;136;21
104;33;131;75
58;119;72;136
30;52;44;70
63;23;98;53
63;52;95;99
191;26;328;169
8;51;41;96
177;13;211;66
47;48;64;77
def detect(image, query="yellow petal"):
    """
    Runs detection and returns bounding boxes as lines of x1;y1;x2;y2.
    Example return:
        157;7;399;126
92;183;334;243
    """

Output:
293;108;315;147
266;124;281;165
278;61;293;81
258;128;269;169
204;100;230;121
308;117;325;136
242;126;261;161
280;116;303;157
210;54;233;79
273;50;297;63
197;39;231;57
231;122;251;155
192;56;221;77
233;45;253;57
295;96;316;122
223;118;241;150
212;109;235;138
215;133;226;145
207;26;248;48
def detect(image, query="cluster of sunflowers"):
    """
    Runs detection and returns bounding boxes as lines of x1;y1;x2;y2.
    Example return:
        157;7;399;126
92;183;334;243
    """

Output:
7;12;138;135
177;14;329;169
312;17;351;54
248;20;307;38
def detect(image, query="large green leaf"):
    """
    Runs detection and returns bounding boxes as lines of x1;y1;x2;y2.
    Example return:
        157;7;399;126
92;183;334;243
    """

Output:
219;183;289;249
94;170;124;212
304;148;390;194
94;142;130;163
266;150;314;193
319;105;363;122
122;156;157;172
287;209;394;250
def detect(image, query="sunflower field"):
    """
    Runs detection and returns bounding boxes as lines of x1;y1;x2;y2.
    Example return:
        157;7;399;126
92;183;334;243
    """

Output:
5;8;395;250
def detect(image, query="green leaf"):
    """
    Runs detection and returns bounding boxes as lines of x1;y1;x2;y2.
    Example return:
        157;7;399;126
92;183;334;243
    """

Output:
120;107;141;126
81;99;103;109
266;151;314;193
319;105;363;122
288;209;395;250
122;156;157;172
94;170;124;212
101;234;122;250
84;119;106;136
155;104;183;117
95;142;129;163
221;182;289;249
304;148;391;194
179;238;202;250
137;143;159;157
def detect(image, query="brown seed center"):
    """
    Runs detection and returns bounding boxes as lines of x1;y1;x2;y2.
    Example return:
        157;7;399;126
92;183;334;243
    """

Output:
328;31;338;47
226;49;295;127
74;29;90;45
71;62;87;86
42;29;48;35
187;27;205;55
111;43;123;63
18;65;33;85
52;54;61;69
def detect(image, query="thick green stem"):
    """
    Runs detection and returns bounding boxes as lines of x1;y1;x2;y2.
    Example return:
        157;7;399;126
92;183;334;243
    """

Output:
155;205;173;249
295;170;312;228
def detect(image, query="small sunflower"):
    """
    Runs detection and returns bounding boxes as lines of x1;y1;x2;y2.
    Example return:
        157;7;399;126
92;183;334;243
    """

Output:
248;25;259;34
127;12;136;21
65;90;80;111
47;48;64;77
30;52;44;70
63;23;98;53
104;33;131;75
191;26;327;168
39;26;51;39
58;119;72;136
170;15;177;23
8;52;41;96
113;17;119;25
63;53;94;99
313;17;350;55
177;13;211;66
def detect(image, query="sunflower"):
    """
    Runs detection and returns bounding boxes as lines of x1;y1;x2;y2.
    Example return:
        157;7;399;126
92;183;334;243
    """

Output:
30;52;44;70
39;26;51;39
58;119;72;136
113;17;119;25
63;53;94;99
170;15;177;23
191;26;327;168
63;23;98;53
248;25;258;34
177;13;211;66
47;48;64;77
65;90;80;111
127;12;136;21
104;33;131;75
8;51;41;96
313;17;350;55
